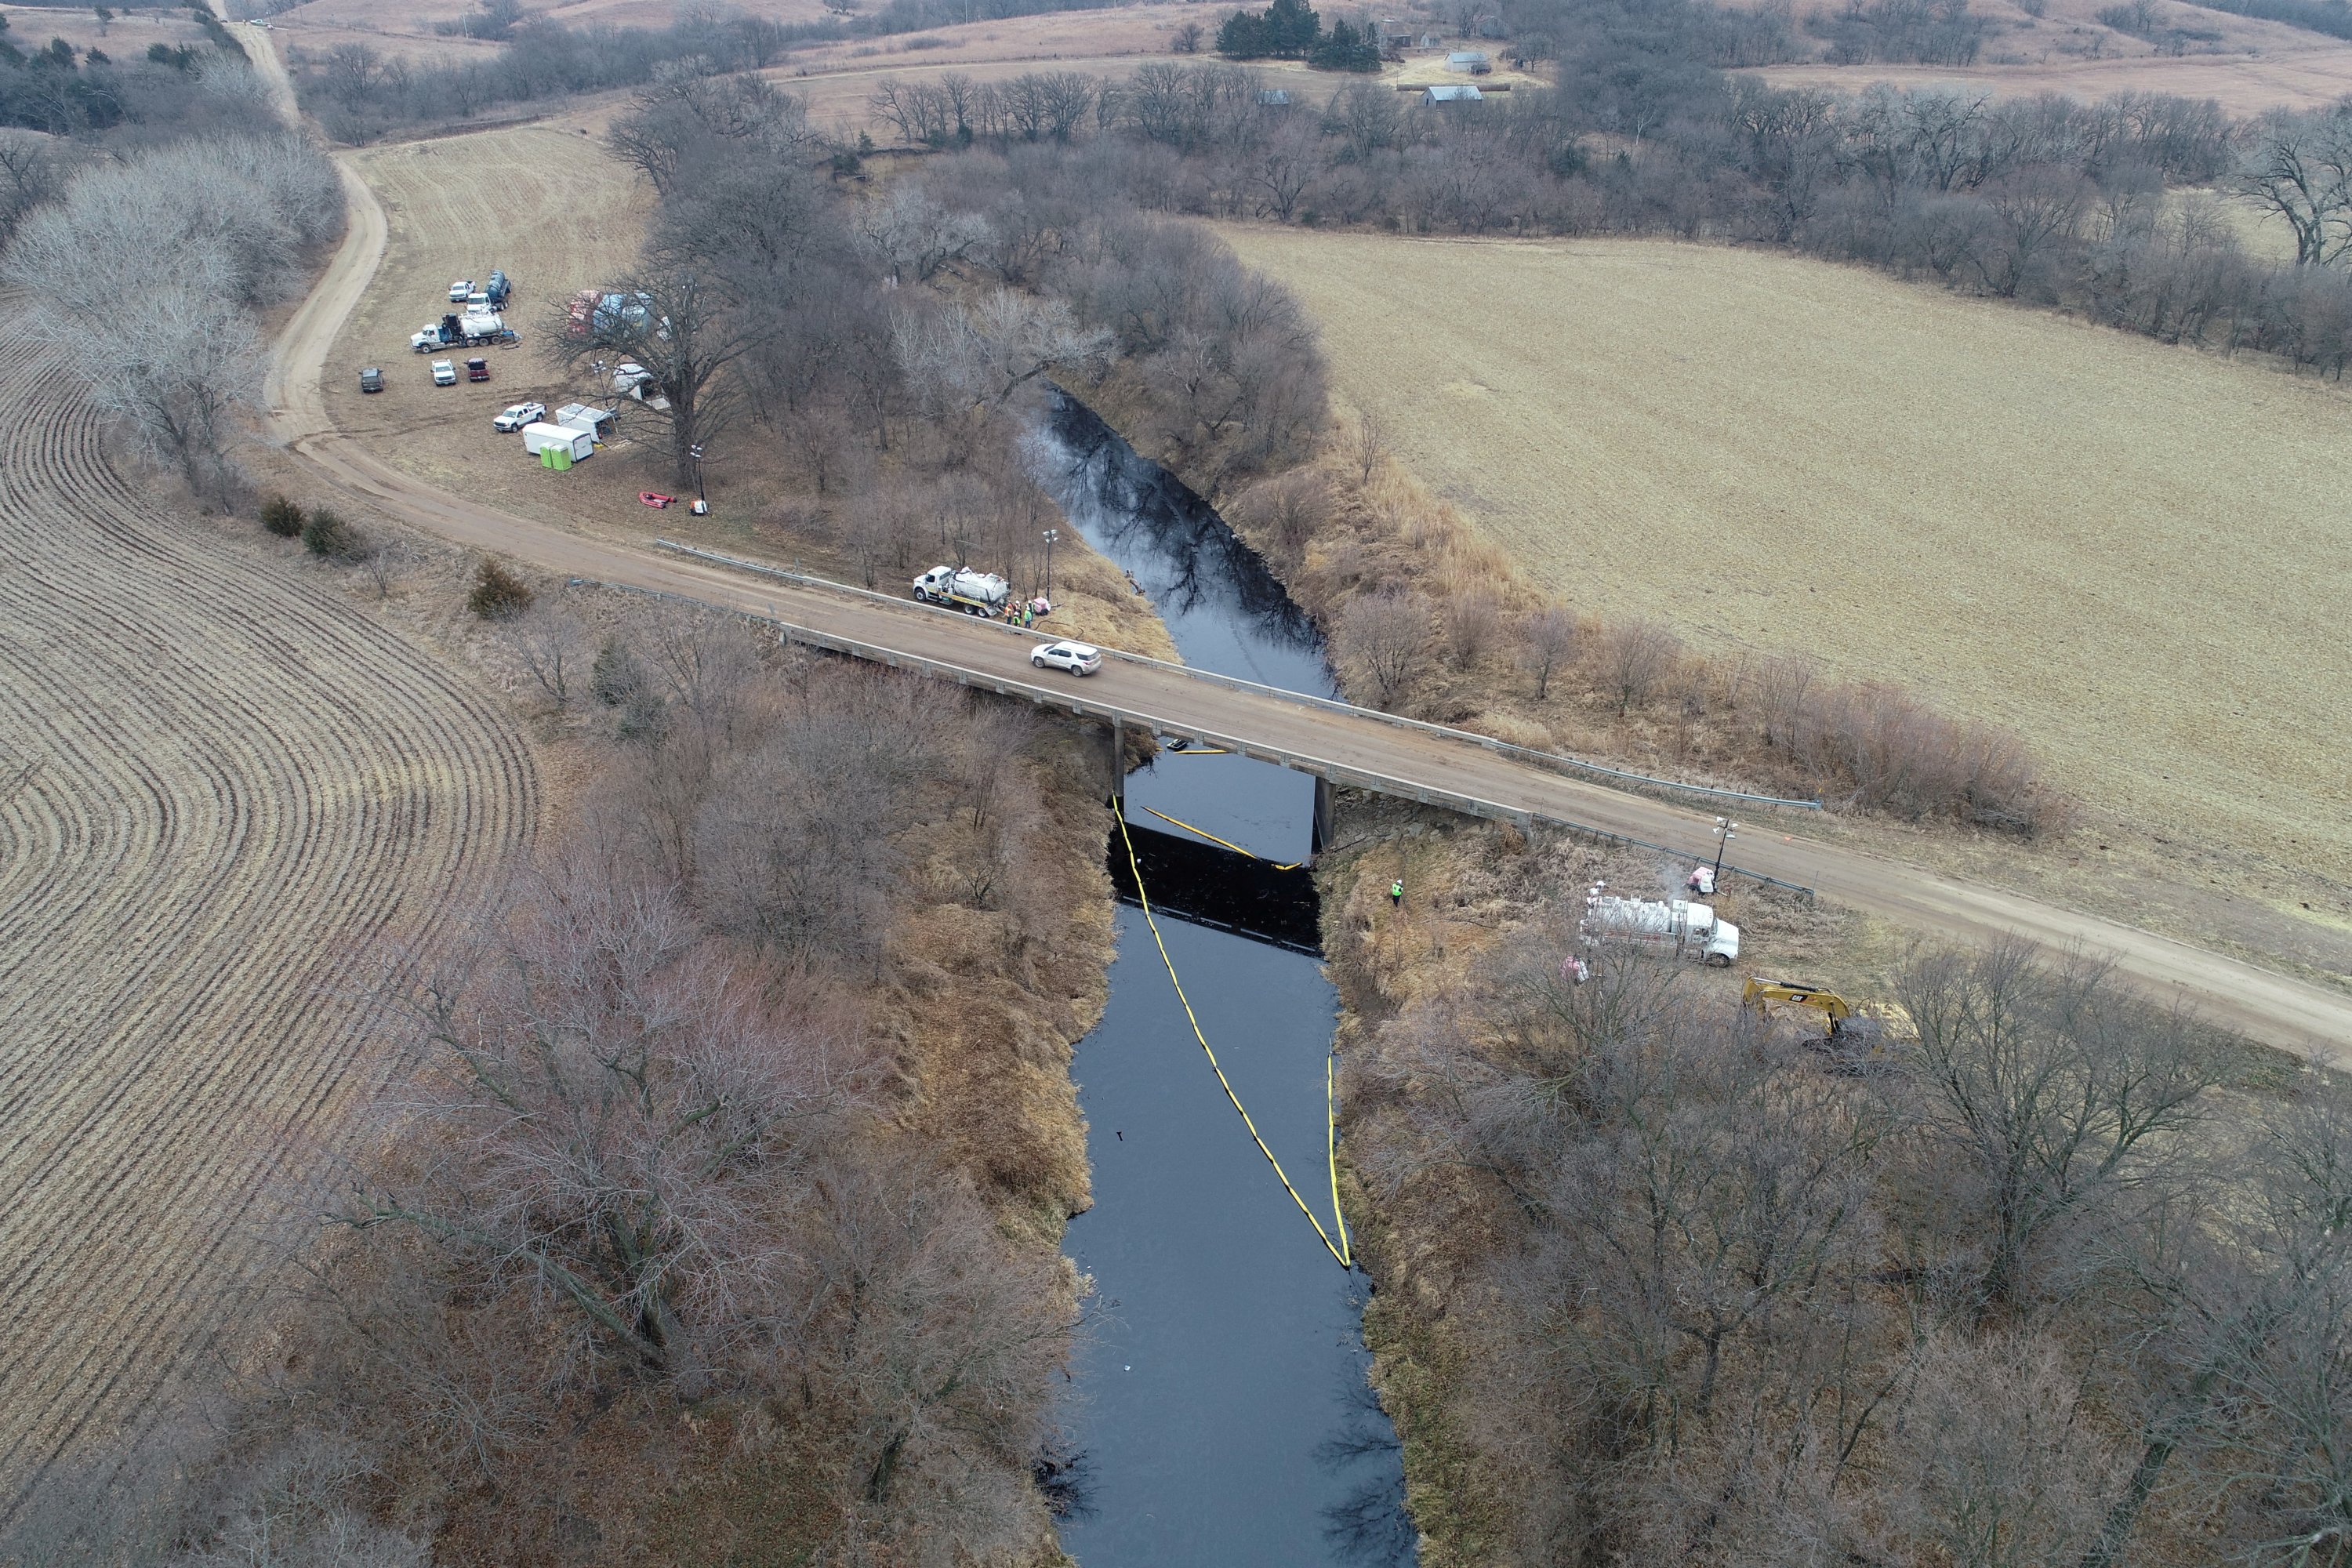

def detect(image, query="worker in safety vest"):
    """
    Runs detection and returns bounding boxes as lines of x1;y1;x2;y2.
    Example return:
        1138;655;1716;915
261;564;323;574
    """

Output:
1390;878;1403;908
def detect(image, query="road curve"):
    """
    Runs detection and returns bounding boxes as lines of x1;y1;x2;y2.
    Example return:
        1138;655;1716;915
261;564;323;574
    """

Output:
265;148;2352;1065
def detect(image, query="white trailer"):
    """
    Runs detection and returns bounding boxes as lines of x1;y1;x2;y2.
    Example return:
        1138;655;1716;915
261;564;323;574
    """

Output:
1581;894;1740;966
521;422;594;461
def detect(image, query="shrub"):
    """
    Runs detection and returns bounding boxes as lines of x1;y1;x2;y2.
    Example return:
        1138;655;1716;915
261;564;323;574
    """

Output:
260;494;303;538
300;506;354;557
590;637;644;705
467;559;534;619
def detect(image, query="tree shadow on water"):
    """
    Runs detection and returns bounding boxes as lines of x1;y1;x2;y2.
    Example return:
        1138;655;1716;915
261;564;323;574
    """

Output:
1315;1374;1416;1566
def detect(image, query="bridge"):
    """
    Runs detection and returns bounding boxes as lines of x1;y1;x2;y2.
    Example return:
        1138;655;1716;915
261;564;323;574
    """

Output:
263;161;2352;1062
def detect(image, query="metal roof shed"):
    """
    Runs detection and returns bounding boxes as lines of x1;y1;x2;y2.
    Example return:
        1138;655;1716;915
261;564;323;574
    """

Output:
1422;84;1484;103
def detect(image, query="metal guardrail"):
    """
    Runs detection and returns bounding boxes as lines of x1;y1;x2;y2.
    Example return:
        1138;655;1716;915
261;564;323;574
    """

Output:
582;575;1817;902
650;539;1825;814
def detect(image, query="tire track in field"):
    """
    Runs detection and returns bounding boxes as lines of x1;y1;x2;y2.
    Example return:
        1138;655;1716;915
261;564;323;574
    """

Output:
0;325;539;1510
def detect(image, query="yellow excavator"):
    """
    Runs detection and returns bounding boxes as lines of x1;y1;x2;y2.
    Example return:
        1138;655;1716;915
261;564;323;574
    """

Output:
1742;977;1899;1069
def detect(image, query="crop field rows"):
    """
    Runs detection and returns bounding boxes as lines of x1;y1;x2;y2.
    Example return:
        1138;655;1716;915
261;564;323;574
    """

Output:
0;325;538;1510
1219;227;2352;888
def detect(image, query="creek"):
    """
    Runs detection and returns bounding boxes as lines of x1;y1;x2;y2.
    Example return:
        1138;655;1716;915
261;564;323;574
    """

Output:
1032;397;1416;1566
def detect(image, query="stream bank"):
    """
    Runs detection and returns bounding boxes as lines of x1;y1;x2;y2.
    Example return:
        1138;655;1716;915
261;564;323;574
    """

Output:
1034;397;1415;1566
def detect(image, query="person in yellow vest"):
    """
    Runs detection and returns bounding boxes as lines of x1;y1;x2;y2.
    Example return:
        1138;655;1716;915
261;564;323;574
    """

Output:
1390;878;1403;908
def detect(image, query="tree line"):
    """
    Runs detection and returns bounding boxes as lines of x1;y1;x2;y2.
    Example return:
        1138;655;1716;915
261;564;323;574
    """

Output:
1334;860;2352;1568
3;127;343;501
2;599;1103;1565
575;64;2047;831
289;0;1113;144
0;2;265;138
862;49;2352;379
564;67;1321;604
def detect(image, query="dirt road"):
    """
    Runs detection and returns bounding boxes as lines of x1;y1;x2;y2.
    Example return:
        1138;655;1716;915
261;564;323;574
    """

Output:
0;321;537;1508
263;149;2352;1064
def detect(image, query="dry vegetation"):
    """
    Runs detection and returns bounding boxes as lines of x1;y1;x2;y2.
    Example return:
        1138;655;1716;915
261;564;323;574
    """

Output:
1218;225;2352;887
1;439;1123;1558
0;323;538;1513
1316;797;2350;1568
325;118;1174;657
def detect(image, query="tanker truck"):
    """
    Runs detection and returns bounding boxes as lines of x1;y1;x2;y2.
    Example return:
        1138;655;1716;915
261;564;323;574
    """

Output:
1581;893;1740;967
912;564;1011;616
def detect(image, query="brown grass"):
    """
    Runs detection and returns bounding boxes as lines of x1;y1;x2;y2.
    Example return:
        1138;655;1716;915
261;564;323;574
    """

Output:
1755;33;2352;116
1217;226;2352;887
325;123;1175;659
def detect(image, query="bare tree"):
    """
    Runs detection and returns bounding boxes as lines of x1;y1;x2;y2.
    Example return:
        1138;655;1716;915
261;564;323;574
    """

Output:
1441;588;1502;673
1599;617;1681;716
1350;405;1386;486
1521;604;1577;699
553;263;760;488
1338;590;1432;709
2236;108;2352;268
83;286;263;498
348;851;866;1399
507;601;587;706
1884;1333;2129;1568
855;183;992;285
1896;942;2212;1313
1171;20;1204;53
891;289;1112;423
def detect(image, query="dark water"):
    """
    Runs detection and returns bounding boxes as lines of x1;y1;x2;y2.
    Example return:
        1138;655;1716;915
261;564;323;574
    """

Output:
1034;399;1415;1567
1030;395;1334;866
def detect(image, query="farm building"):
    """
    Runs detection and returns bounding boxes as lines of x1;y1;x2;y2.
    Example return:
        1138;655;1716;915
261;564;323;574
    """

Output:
1423;83;1484;103
1446;49;1491;72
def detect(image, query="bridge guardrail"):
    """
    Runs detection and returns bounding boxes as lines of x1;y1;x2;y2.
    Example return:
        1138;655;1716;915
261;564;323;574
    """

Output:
586;575;1817;903
650;539;1824;814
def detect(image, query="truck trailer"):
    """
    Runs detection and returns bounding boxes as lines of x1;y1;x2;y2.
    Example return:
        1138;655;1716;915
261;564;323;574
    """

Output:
1581;894;1740;966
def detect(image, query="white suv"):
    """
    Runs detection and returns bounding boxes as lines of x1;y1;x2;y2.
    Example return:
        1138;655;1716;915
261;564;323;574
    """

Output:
1030;641;1102;676
430;359;457;387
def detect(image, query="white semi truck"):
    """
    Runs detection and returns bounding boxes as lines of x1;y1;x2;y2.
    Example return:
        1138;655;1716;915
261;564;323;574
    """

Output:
1581;894;1740;966
912;565;1011;615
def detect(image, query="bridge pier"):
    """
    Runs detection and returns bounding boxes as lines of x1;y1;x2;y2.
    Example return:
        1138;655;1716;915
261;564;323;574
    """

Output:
1105;714;1125;812
1312;773;1334;856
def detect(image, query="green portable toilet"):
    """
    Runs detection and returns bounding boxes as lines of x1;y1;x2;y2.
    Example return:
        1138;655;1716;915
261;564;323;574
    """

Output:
540;446;555;468
550;446;572;471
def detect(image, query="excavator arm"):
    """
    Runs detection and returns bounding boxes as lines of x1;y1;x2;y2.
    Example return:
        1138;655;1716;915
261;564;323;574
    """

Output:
1741;977;1855;1022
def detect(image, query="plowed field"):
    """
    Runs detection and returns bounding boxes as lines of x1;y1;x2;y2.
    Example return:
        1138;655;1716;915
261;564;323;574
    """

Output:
0;326;537;1508
1217;227;2352;886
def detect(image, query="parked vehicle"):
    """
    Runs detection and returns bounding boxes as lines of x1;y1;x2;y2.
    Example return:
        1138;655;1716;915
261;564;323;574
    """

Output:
492;401;546;432
1580;893;1739;966
430;359;457;387
466;357;490;382
521;422;593;462
358;366;384;394
612;361;652;396
413;313;515;353
485;269;512;307
1030;641;1102;676
911;564;1011;615
448;279;474;302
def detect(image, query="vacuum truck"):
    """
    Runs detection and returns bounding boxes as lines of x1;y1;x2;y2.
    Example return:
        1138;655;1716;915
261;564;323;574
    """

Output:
1581;893;1740;967
912;564;1011;615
